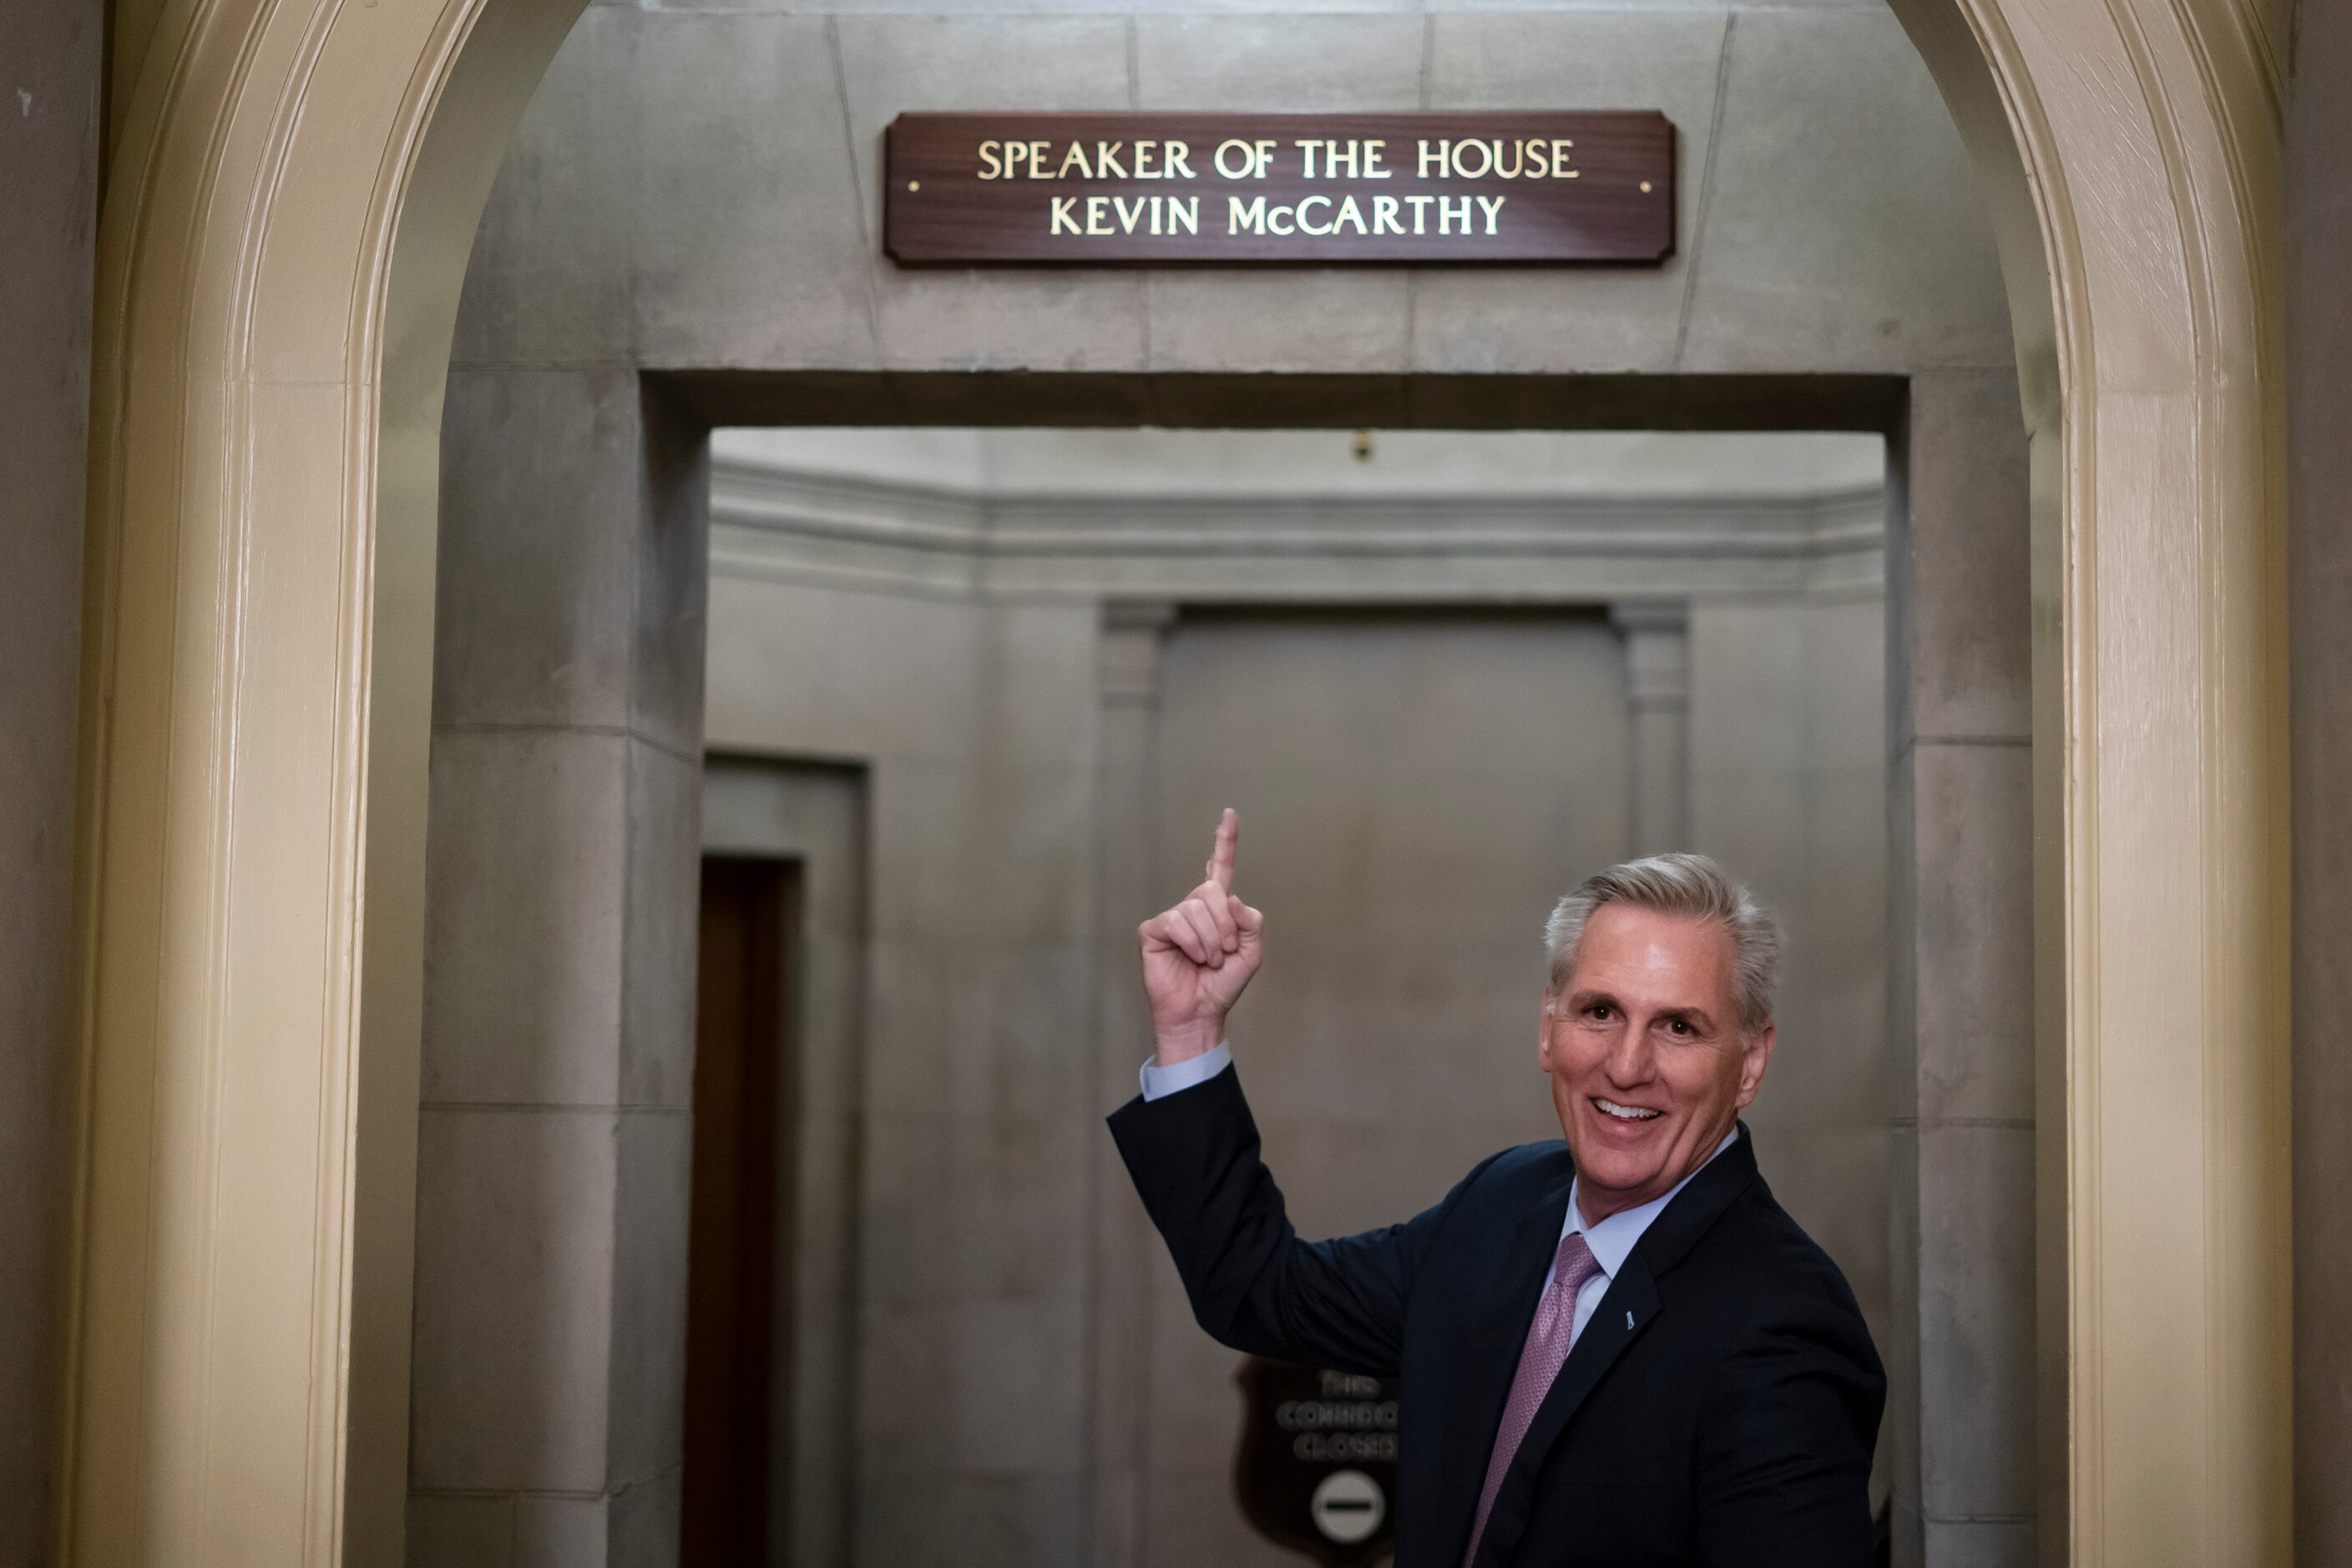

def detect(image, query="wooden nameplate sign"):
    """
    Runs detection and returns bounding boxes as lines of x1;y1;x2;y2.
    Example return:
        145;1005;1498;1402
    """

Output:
884;112;1675;266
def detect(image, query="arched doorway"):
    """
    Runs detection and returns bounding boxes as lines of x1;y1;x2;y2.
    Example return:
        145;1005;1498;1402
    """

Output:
61;1;2289;1564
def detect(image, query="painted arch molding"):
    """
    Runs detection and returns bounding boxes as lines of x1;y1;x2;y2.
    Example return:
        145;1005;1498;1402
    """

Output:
68;0;2288;1560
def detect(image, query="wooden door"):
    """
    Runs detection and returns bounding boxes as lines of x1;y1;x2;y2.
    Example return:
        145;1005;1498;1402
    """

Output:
682;856;800;1566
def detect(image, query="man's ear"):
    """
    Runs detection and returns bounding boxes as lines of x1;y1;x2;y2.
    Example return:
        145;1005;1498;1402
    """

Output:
1538;988;1559;1073
1733;1020;1777;1108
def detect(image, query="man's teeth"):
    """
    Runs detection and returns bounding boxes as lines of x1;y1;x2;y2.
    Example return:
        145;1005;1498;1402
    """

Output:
1596;1099;1662;1121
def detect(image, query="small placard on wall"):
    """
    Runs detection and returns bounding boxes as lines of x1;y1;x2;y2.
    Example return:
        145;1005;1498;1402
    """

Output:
1232;1358;1400;1567
884;112;1675;266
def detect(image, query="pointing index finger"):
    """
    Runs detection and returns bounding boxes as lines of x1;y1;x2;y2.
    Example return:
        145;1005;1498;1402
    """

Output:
1206;808;1239;892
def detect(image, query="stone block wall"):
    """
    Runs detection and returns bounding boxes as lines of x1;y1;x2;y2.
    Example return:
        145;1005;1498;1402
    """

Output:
704;577;1101;1565
453;3;2011;384
1884;370;2036;1566
411;369;709;1563
0;0;99;1560
2289;4;2352;1556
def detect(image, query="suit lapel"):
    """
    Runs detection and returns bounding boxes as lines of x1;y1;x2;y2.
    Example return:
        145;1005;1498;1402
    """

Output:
1467;1262;1662;1567
1430;1157;1576;1565
1467;1125;1763;1568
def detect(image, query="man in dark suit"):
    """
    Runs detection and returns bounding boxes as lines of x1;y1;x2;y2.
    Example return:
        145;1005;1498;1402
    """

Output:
1109;812;1884;1568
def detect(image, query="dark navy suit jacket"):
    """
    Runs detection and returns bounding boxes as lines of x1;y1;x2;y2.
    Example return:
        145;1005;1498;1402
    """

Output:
1108;1065;1884;1568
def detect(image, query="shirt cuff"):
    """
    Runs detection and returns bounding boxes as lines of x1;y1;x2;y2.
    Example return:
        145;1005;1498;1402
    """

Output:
1140;1040;1232;1100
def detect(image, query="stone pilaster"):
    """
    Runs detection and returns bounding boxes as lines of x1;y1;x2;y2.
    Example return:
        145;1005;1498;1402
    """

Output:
1612;599;1692;855
1884;369;2036;1568
1085;601;1177;1567
408;366;710;1567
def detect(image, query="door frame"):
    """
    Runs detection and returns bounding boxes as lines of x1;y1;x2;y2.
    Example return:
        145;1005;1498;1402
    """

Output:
697;755;870;1568
64;0;2288;1563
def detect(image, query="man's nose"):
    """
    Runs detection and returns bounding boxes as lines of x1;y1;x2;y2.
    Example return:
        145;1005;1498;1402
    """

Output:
1602;1025;1657;1084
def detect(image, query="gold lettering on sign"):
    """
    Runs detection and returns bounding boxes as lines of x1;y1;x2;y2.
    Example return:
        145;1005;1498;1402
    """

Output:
990;137;1207;181
1415;137;1579;180
1227;192;1444;238
1293;139;1398;180
1058;193;1202;237
973;133;1576;190
888;111;1672;263
1212;138;1277;180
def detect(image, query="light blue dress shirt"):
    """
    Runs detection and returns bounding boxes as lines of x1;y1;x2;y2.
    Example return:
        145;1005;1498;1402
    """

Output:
1139;1044;1737;1346
1553;1127;1737;1342
1139;1039;1234;1100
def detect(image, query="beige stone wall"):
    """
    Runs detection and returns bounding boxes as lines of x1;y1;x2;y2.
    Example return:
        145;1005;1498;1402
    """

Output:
1689;595;1889;1353
2289;3;2352;1557
0;0;99;1560
453;3;2010;382
706;577;1103;1565
412;371;711;1560
1141;610;1634;1566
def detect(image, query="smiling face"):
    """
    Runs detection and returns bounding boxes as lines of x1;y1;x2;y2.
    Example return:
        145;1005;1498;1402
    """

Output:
1540;903;1775;1225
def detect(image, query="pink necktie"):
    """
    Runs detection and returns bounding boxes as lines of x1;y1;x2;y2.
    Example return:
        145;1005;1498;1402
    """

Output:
1460;1231;1605;1567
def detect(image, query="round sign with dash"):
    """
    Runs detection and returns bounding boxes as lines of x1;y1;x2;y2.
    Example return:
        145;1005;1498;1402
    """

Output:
1310;1469;1387;1545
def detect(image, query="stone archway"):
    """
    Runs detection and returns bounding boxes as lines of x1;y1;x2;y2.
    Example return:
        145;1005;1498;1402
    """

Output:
63;0;2287;1565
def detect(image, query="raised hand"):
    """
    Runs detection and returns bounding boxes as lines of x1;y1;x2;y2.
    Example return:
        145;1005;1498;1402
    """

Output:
1138;808;1266;1064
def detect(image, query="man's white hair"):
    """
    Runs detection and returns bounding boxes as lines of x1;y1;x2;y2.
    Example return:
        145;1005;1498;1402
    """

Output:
1543;852;1781;1034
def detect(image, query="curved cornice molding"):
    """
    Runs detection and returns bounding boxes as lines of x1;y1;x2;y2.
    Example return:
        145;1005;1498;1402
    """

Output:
710;456;1886;602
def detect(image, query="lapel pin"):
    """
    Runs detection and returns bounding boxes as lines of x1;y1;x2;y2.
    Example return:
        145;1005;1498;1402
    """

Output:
1625;1310;1636;1330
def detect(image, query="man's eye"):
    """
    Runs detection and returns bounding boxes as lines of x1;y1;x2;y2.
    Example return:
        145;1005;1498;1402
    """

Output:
1667;1020;1692;1036
1584;1005;1612;1022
